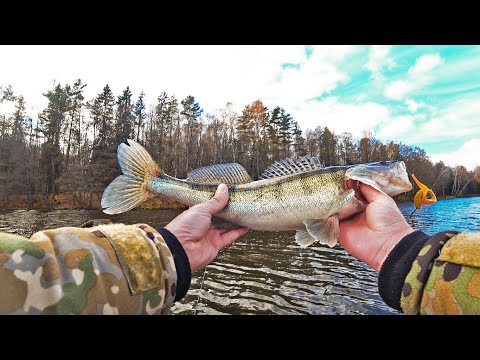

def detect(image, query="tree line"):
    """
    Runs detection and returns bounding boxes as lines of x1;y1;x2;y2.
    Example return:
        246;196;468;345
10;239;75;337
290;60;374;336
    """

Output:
0;80;479;209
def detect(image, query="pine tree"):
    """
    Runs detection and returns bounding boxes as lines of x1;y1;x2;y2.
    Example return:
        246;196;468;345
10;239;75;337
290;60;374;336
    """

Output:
291;119;306;157
278;108;293;158
64;79;86;166
10;96;29;195
236;100;269;178
39;83;70;195
152;91;169;160
165;95;179;175
90;85;115;150
219;102;238;163
338;132;355;165
267;106;282;160
319;127;337;166
115;86;135;144
88;85;117;195
181;95;203;171
134;91;146;142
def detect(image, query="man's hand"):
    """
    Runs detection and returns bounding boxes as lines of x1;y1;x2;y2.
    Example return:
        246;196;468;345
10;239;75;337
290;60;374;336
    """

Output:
165;184;249;272
339;183;413;271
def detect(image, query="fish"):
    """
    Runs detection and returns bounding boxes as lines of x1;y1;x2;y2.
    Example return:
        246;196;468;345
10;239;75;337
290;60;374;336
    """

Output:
101;139;412;248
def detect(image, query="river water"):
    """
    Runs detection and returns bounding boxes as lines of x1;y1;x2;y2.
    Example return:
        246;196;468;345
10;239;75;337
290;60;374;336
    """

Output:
1;196;479;315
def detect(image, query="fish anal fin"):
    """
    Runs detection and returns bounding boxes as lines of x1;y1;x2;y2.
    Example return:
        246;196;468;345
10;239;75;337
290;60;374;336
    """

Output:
187;163;252;184
303;217;340;248
211;216;239;230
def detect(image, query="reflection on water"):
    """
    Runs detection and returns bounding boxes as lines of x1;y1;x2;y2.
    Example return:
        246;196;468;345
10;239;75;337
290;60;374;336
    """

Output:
1;196;479;314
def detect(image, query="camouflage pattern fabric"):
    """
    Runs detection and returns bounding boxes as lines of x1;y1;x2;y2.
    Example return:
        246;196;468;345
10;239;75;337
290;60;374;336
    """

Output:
402;232;480;315
0;223;177;315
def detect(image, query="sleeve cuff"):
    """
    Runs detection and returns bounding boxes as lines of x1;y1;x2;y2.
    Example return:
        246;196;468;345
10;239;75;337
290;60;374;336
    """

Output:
156;227;192;302
378;230;430;311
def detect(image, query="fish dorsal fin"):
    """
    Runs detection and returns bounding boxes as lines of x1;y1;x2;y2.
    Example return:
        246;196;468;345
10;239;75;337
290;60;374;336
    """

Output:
186;163;252;184
259;156;322;179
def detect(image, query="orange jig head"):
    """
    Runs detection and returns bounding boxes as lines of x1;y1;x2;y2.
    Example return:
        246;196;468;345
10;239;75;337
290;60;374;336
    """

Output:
411;174;437;210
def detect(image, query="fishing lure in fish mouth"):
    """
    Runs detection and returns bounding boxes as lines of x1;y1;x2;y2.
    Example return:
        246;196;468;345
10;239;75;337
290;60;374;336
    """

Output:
409;174;437;218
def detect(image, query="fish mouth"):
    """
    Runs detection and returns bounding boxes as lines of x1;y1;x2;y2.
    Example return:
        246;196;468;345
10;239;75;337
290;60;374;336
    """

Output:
345;179;367;204
344;161;412;197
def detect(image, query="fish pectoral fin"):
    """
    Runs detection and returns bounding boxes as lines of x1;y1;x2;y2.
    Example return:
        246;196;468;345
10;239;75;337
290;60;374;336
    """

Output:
294;217;340;248
336;188;356;208
304;217;340;248
295;230;317;248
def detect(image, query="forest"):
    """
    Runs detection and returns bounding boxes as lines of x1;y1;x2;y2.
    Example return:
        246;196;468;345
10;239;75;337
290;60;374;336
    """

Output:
0;80;479;210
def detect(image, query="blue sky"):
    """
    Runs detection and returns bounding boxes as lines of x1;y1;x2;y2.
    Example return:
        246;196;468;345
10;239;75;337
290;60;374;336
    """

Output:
0;45;479;169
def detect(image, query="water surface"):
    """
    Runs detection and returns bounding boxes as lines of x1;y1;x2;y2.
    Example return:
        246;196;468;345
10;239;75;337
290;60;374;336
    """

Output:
1;196;478;314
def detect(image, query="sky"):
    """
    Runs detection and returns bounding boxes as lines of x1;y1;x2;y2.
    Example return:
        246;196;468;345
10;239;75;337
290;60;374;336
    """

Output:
1;45;479;170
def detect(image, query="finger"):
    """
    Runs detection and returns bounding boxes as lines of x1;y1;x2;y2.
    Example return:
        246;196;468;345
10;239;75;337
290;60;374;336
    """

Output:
345;179;358;189
359;183;386;203
199;183;229;215
217;226;249;250
338;213;362;243
219;227;232;235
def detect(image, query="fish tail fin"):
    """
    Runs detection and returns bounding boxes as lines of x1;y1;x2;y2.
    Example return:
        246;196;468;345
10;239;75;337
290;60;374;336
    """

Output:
101;139;163;214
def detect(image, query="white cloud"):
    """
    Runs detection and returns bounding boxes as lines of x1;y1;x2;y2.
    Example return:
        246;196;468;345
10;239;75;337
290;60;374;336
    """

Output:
366;45;395;79
262;45;356;110
408;53;443;78
0;102;16;117
0;45;366;125
405;99;425;112
267;63;346;110
430;139;480;170
309;45;358;62
0;45;306;117
289;97;390;139
0;44;367;140
415;95;480;142
384;80;414;100
384;53;444;100
376;115;415;139
377;95;480;161
289;92;480;159
288;96;425;142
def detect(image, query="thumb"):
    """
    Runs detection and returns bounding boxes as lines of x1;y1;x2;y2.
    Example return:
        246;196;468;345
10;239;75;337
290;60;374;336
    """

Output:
359;183;387;204
201;183;229;215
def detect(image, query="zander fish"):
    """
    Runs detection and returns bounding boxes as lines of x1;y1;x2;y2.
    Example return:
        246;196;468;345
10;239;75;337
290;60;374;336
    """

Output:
102;140;412;248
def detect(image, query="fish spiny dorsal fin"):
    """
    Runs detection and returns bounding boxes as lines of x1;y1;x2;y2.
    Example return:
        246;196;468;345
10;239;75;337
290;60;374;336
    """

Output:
186;163;252;184
259;156;323;179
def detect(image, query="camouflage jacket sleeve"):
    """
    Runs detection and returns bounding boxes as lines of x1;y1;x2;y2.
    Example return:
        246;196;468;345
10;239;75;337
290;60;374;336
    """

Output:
0;223;191;315
378;230;480;315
